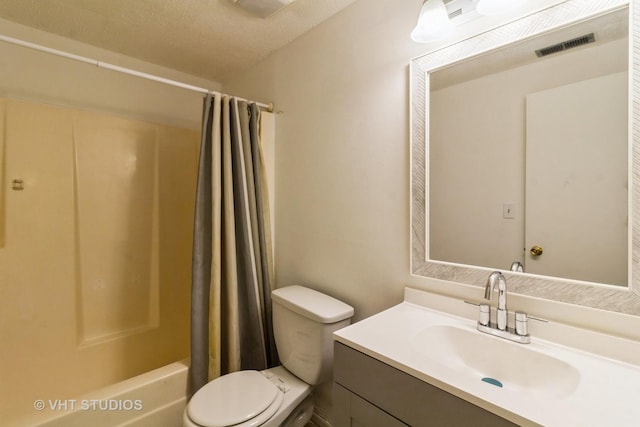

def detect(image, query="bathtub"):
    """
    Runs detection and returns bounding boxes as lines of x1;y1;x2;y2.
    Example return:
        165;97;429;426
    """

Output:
9;359;189;427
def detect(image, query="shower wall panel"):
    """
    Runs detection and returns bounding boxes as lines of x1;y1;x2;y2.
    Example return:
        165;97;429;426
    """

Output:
73;116;160;344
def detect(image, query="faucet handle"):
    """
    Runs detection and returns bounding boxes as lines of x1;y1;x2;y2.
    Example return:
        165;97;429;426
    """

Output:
515;311;529;336
479;304;490;326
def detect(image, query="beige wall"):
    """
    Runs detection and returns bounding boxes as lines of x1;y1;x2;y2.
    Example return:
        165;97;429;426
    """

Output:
224;0;426;321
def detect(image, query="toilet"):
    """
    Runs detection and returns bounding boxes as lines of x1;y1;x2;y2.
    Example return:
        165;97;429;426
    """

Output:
184;285;354;427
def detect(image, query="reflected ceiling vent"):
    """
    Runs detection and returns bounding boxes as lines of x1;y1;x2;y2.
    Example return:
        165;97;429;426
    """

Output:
230;0;296;18
535;33;596;57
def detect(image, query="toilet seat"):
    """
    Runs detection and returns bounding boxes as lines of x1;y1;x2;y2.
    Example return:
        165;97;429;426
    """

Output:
187;370;284;427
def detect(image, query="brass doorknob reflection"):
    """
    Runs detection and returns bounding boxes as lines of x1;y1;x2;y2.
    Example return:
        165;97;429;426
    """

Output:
530;245;544;257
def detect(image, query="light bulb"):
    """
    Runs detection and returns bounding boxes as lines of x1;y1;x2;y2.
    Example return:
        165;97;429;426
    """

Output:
411;0;455;43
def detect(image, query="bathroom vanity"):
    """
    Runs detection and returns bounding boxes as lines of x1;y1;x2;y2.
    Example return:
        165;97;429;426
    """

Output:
333;342;515;426
332;286;640;427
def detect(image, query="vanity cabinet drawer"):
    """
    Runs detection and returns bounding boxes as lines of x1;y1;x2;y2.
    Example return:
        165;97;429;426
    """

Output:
333;342;517;427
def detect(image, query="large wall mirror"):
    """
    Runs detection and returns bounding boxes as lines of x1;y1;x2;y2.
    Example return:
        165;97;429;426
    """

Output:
411;0;640;315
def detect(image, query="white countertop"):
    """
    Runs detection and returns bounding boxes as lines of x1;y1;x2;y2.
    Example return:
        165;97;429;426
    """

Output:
333;287;640;427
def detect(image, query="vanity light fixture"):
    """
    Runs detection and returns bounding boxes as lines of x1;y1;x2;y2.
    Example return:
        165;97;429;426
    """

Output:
411;0;455;42
475;0;526;16
411;0;529;42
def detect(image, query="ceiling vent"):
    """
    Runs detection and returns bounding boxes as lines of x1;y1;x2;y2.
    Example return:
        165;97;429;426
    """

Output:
230;0;295;18
535;33;596;57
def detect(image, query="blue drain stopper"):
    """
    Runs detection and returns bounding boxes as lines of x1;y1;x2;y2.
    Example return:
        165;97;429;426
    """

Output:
481;377;503;388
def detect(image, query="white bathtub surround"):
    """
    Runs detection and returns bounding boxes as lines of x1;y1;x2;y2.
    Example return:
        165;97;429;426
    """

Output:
334;286;640;426
9;360;189;427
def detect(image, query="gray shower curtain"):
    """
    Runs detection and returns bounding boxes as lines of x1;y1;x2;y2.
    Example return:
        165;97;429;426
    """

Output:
190;94;277;395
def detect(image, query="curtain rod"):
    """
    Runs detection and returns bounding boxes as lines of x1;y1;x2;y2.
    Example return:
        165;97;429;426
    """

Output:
0;34;274;112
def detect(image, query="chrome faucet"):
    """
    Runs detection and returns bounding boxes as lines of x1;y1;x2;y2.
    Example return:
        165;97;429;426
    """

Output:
510;261;524;272
477;271;531;344
484;271;508;330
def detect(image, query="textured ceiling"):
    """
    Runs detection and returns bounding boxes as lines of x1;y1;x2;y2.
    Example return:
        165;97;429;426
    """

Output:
0;0;357;82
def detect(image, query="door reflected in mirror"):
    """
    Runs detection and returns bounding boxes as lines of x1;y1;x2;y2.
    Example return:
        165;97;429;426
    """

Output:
428;7;628;286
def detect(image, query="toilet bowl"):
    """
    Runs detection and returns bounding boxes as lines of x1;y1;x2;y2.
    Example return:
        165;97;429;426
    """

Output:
183;286;354;427
183;366;311;427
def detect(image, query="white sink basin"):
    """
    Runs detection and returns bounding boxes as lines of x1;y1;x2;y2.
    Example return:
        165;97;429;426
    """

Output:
333;287;640;426
411;325;581;398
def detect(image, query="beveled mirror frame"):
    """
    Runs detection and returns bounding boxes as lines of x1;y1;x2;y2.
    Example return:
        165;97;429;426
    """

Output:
410;0;640;315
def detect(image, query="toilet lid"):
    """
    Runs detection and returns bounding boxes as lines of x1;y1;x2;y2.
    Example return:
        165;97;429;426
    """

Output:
188;370;280;427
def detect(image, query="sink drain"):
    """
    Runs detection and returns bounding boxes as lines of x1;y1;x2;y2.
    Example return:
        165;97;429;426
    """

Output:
481;377;503;388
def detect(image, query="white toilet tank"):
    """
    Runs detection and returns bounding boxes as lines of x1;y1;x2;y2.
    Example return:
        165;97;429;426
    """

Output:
271;286;354;385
